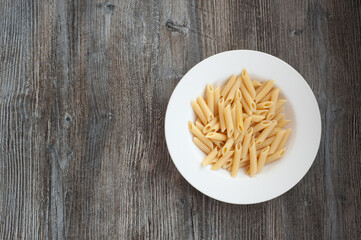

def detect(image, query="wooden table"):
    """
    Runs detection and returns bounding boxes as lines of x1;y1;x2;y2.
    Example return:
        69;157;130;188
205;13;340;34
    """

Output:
1;0;360;239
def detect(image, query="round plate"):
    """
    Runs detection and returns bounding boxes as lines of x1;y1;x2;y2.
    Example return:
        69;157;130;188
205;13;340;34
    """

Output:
165;50;321;204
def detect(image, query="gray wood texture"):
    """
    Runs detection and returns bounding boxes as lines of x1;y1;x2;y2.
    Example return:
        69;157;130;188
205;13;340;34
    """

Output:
0;0;360;239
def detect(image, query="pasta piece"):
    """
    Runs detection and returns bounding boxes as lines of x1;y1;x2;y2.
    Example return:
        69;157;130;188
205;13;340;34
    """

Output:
252;80;261;87
202;147;219;166
241;127;253;159
218;98;226;132
276;99;287;110
214;86;220;116
205;132;227;141
266;148;286;164
256;101;274;109
239;160;250;168
231;142;242;177
260;90;273;102
192;100;207;125
195;121;205;131
225;76;241;104
206;84;214;114
189;121;213;149
255;81;267;95
235;89;242;102
220;74;236;98
203;117;218;133
257;146;270;173
235;116;253;143
236;101;244;132
197;96;214;122
253;120;272;133
268;127;284;138
222;137;234;155
256;136;275;150
224;105;234;138
242;69;256;99
211;139;224;148
241;97;252;115
255;80;274;103
222;158;233;169
277;120;290;128
231;105;240;139
255;109;268;117
251;115;265;122
269;129;286;154
277;129;291;151
193;137;211;154
240;80;256;111
212;150;234;170
249;140;257;177
273;113;285;122
266;88;280;119
255;120;277;144
274;106;284;116
242;113;249;118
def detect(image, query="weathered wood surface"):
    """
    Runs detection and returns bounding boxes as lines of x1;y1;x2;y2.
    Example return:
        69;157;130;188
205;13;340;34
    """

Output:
0;0;360;239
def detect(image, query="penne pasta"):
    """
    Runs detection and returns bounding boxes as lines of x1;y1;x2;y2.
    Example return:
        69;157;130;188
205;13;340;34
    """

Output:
276;99;287;110
206;132;227;141
273;113;285;122
255;81;267;95
192;100;207;125
242;69;256;99
240;80;256;111
220;74;236;98
256;101;274;109
211;139;224;148
251;115;265;122
241;128;253;159
226;76;241;104
235;116;253;143
214;86;221;116
231;105;240;139
268;127;284;138
193;137;211;154
253;120;272;133
197;96;214;122
255;120;277;144
277;119;290;128
235;89;242;102
189;121;213;149
231;142;242;177
203;117;219;133
266;88;280;120
236;101;244;132
206;84;214;114
255;109;268;117
224;105;234;138
241;97;253;115
277;129;291;151
212;150;234;170
269;129;286;154
274;106;284;116
222;137;234;155
218;98;226;132
257;146;270;173
252;80;261;87
255;80;274;103
195;121;205;131
202;147;219;166
266;148;286;164
249;140;257;177
256;136;275;150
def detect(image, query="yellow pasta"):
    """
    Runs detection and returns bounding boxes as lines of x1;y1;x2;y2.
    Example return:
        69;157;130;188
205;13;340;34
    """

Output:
218;98;226;132
242;69;256;99
192;100;207;125
197;96;214;122
231;142;242;177
202;147;219;166
224;105;234;138
220;74;236;98
257;146;270;173
189;70;291;177
235;101;244;132
206;84;214;114
193;137;211;154
255;80;274;103
212;150;234;170
266;88;280;120
214;86;220;116
189;121;213;149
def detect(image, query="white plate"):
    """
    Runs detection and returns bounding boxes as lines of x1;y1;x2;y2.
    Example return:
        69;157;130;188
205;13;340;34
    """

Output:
165;50;321;204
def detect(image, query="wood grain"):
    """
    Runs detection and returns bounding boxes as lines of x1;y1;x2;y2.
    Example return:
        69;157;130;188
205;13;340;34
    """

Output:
0;0;360;239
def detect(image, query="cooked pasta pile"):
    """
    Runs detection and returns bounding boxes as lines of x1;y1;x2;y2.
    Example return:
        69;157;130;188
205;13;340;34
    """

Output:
189;69;291;177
